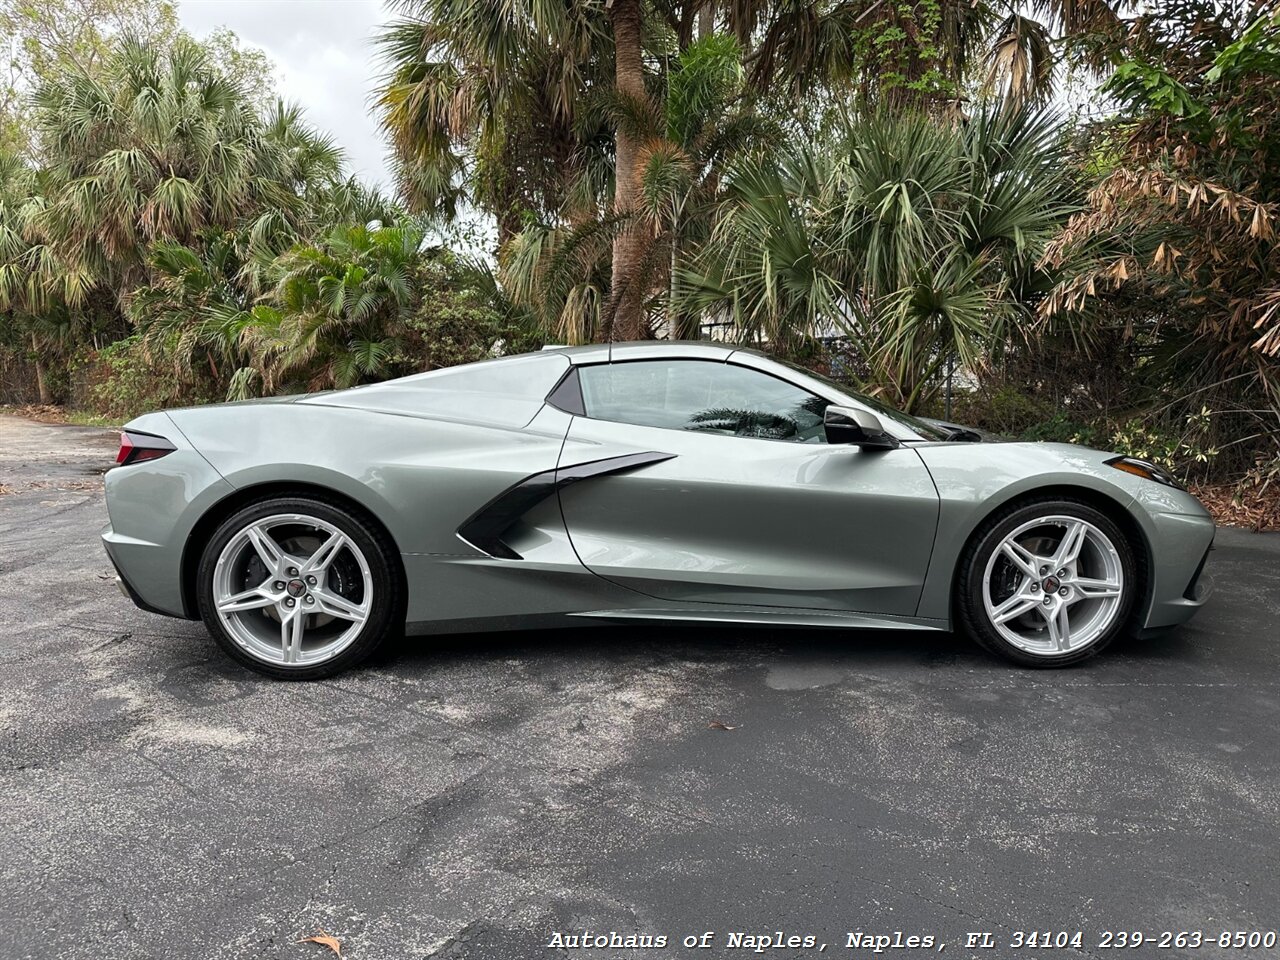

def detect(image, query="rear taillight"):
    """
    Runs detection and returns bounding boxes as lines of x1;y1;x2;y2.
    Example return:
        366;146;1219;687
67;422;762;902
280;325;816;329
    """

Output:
116;430;177;466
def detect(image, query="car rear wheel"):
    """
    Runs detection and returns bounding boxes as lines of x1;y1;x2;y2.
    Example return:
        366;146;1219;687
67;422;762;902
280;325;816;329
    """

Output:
196;497;400;679
957;497;1137;667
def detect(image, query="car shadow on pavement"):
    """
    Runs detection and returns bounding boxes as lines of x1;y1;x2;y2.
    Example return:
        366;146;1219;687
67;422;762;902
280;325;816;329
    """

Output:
372;623;990;673
362;616;1213;680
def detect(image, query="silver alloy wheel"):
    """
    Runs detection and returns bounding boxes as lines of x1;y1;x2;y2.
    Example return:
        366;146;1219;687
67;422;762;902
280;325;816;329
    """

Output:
981;514;1125;656
212;513;373;667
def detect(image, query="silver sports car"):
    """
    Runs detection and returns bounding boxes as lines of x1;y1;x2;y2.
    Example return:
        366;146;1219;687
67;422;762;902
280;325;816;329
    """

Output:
102;341;1214;679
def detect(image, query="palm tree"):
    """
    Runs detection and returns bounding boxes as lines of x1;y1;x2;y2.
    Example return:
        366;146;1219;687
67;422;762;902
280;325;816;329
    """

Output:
248;223;424;391
0;149;38;315
375;0;609;240
641;32;773;337
128;234;262;395
0;148;60;400
379;0;763;341
27;35;346;313
682;107;1077;409
606;0;650;340
378;0;1129;346
497;31;771;343
4;33;377;403
747;0;1131;110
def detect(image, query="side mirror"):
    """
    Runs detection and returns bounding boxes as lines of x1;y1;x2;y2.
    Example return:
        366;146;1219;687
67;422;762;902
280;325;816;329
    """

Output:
824;405;899;450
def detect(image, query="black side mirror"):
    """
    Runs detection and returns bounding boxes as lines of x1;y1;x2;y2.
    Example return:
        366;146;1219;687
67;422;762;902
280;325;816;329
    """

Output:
823;405;899;449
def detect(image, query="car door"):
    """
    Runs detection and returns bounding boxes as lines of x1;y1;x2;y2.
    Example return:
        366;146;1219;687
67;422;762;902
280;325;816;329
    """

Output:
554;357;940;615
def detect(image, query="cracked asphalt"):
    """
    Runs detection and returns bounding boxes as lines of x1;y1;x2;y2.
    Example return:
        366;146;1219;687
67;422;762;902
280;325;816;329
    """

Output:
2;413;1280;960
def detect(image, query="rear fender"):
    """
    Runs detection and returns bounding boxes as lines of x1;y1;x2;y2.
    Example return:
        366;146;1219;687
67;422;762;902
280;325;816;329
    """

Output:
103;412;233;617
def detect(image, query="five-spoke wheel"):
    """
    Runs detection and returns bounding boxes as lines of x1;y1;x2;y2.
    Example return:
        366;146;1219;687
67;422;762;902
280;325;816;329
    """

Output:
197;497;400;679
958;498;1137;666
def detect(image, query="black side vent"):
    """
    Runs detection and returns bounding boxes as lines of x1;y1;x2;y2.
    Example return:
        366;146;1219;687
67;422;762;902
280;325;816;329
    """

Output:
456;451;675;559
1184;542;1213;601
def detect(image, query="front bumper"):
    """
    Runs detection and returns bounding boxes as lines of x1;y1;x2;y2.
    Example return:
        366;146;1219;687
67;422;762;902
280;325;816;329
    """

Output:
1139;510;1216;630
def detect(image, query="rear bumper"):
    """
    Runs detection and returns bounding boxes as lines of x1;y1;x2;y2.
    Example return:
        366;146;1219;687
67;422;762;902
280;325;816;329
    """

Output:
103;532;189;619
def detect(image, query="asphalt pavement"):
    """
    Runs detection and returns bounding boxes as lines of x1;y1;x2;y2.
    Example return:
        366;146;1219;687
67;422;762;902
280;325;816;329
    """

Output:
2;413;1279;960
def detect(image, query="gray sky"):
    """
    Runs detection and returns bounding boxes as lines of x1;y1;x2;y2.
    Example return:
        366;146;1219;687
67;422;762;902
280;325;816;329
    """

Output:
176;0;395;186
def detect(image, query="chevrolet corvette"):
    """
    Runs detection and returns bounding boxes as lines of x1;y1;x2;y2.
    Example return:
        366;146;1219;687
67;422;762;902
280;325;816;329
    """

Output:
102;341;1214;678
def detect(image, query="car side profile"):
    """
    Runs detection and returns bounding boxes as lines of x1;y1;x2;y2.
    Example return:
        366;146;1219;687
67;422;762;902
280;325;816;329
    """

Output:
102;341;1215;679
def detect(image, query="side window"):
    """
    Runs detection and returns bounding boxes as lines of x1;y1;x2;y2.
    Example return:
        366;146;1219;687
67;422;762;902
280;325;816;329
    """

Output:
578;360;830;443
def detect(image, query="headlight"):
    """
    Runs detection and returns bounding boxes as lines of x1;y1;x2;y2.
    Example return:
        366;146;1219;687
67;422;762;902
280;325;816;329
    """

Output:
1105;456;1186;490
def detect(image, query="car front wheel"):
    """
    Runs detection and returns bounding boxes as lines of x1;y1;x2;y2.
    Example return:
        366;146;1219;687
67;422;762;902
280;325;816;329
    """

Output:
196;496;401;679
957;497;1138;667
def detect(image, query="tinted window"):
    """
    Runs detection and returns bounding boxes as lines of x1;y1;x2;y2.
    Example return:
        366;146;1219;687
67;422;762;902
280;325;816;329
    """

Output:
578;360;829;443
771;357;950;441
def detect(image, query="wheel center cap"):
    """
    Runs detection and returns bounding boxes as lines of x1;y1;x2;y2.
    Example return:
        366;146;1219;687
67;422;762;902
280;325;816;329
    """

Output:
1042;575;1061;594
286;579;306;598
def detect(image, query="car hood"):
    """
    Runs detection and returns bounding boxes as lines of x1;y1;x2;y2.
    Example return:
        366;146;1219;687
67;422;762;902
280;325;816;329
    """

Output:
913;439;1211;519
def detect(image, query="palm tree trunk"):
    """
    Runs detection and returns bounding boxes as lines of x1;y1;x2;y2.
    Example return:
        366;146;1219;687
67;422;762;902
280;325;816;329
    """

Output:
496;209;523;251
606;0;649;342
698;1;714;39
31;334;52;405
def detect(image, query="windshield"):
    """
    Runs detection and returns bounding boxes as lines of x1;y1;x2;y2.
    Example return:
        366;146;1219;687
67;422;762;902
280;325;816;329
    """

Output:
773;359;953;441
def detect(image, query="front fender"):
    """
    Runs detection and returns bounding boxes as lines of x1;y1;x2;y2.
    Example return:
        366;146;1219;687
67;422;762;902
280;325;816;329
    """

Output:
911;442;1212;625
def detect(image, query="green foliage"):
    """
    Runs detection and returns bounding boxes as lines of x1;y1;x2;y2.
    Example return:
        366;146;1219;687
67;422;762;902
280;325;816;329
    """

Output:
946;385;1054;435
1;27;407;410
375;0;610;234
851;0;952;100
1206;12;1280;84
124;223;541;400
0;0;280;156
379;0;1122;341
684;106;1078;410
3;0;1276;496
251;222;421;391
1105;61;1204;119
77;334;212;420
494;29;771;343
1022;413;1098;446
1042;3;1280;481
128;232;258;393
2;33;349;326
665;34;743;146
931;386;1101;445
402;256;544;369
196;26;277;95
0;0;179;152
1104;409;1219;481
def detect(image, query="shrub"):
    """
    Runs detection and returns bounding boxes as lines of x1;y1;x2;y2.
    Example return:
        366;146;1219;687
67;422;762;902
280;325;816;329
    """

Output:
1103;411;1219;483
944;386;1057;436
74;336;215;421
399;257;543;371
1020;413;1100;447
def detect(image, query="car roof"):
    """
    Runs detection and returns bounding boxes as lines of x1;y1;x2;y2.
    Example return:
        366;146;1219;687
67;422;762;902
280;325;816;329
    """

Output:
541;340;741;364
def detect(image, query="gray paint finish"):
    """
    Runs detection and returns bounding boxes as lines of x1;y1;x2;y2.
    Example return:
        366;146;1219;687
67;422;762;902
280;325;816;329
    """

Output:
557;417;939;612
102;343;1215;645
912;441;1215;624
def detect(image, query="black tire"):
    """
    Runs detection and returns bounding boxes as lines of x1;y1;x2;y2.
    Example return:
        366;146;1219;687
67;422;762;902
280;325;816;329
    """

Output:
196;495;402;680
956;496;1138;668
